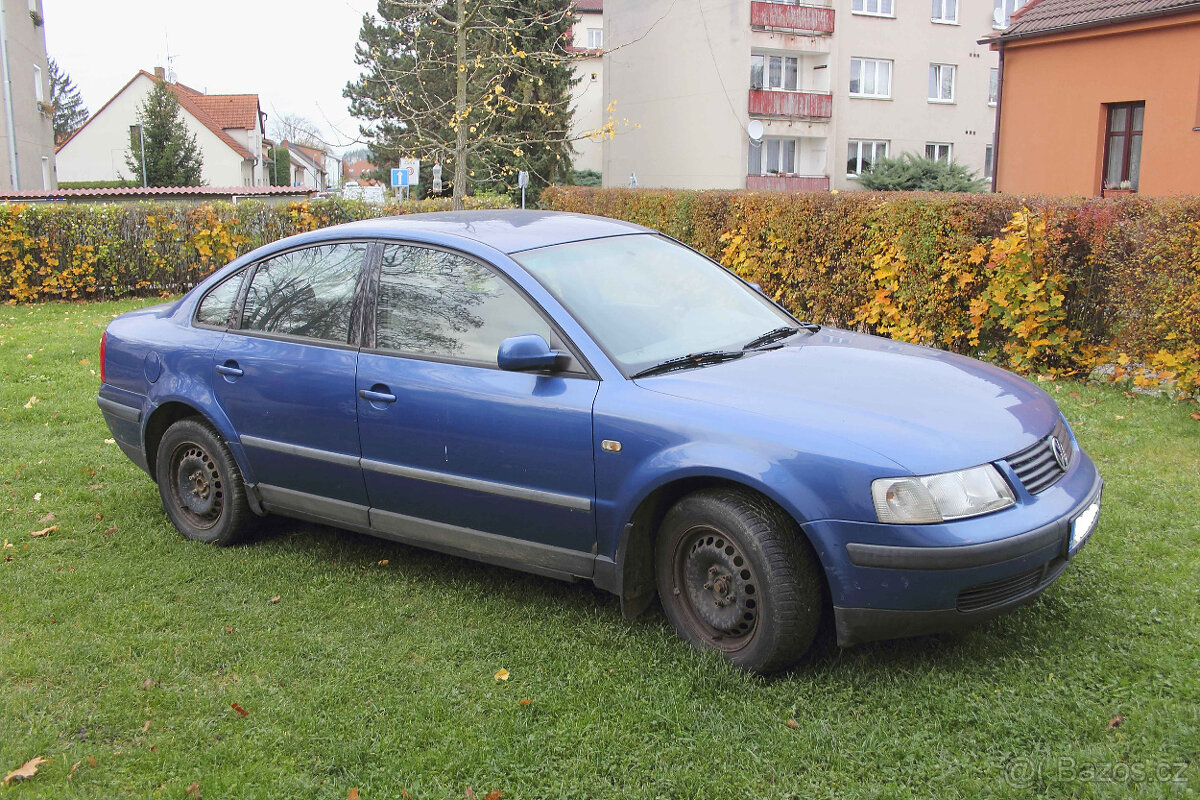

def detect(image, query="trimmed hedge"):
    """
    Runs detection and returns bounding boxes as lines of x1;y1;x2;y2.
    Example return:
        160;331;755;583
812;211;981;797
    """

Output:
541;187;1200;394
0;196;511;304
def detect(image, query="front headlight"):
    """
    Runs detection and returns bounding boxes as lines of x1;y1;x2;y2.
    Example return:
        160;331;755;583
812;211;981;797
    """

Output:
871;464;1015;524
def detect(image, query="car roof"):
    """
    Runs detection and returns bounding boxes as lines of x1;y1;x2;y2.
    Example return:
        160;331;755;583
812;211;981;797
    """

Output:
326;209;652;255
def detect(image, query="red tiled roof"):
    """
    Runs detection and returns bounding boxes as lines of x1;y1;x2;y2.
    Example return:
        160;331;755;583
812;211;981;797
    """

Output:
0;185;317;201
576;0;602;11
189;94;261;132
55;70;257;160
997;0;1200;39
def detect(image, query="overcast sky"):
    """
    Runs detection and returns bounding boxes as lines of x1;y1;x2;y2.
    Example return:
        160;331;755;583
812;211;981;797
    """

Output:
44;0;379;154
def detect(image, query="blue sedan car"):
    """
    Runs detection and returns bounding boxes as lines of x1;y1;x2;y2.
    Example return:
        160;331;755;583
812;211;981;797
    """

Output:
97;210;1102;673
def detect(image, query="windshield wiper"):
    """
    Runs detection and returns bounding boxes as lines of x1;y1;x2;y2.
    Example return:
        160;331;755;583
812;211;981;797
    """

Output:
742;322;821;351
631;350;745;379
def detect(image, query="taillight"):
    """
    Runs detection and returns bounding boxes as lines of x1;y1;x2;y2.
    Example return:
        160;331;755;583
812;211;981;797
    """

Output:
99;331;107;383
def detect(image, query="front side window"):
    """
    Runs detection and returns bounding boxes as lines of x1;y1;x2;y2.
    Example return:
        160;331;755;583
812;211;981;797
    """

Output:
195;269;246;328
928;63;956;102
984;145;994;179
375;244;551;365
931;0;957;22
850;58;892;98
515;235;794;376
847;139;888;176
1103;102;1144;190
586;28;603;48
749;137;798;175
925;142;952;163
993;0;1025;28
853;0;894;15
989;68;999;105
240;242;366;342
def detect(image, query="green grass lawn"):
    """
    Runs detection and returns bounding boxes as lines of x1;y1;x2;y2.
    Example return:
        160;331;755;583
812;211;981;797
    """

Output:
2;298;1198;799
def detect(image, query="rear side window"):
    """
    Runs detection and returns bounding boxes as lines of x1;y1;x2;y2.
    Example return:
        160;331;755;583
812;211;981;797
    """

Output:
375;244;551;364
194;269;244;327
240;243;367;343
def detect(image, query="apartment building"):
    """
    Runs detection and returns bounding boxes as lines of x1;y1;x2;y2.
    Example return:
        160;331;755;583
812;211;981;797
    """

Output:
0;0;57;191
603;0;1019;191
568;0;605;174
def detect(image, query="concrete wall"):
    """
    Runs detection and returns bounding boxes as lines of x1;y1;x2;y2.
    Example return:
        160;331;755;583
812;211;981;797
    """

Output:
995;11;1200;197
56;74;249;186
602;0;1001;191
0;0;56;191
829;0;999;189
569;9;605;175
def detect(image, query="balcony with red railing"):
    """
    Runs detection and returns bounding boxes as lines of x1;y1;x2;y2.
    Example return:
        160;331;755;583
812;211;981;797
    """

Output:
746;175;830;192
748;89;832;119
750;1;835;35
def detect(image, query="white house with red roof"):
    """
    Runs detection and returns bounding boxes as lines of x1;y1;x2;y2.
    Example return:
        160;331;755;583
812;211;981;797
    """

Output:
568;0;604;174
55;68;269;186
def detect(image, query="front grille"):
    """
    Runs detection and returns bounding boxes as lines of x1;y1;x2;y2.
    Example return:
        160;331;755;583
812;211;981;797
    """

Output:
956;558;1066;612
1005;419;1071;495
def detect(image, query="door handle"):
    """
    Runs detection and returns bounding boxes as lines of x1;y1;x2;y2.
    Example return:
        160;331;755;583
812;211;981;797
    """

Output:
215;362;244;378
359;388;397;404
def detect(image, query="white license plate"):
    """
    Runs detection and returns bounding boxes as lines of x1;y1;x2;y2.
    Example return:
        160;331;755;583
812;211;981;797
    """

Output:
1069;498;1101;556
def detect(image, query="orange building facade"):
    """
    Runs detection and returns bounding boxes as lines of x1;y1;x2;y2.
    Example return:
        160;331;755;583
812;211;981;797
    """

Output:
989;5;1200;197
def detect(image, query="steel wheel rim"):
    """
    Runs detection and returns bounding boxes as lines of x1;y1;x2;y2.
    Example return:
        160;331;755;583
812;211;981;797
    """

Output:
672;524;759;652
169;441;223;530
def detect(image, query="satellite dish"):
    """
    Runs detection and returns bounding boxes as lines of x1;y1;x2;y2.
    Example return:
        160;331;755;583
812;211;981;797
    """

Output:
747;120;764;142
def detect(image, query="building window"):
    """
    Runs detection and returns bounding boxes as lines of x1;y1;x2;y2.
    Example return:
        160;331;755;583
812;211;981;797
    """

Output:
40;156;50;190
749;137;798;175
751;54;799;91
1103;101;1144;190
931;0;957;23
988;68;999;106
993;0;1025;28
33;64;43;103
586;28;603;49
847;139;888;176
852;0;894;16
925;142;952;163
850;58;892;99
984;145;994;180
928;63;955;103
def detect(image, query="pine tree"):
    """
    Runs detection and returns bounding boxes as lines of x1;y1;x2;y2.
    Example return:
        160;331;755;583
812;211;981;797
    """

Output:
344;0;579;208
48;58;88;144
125;81;204;187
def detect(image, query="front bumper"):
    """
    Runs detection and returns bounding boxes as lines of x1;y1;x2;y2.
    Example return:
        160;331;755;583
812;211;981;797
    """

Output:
802;452;1103;647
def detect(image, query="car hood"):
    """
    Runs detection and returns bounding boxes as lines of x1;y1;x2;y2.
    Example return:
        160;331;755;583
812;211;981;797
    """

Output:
635;329;1061;475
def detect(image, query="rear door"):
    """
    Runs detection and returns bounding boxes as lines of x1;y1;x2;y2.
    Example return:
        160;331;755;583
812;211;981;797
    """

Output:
356;242;599;577
213;241;371;527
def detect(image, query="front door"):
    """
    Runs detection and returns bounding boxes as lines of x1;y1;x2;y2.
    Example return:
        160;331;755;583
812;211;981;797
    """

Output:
212;241;370;526
356;242;599;577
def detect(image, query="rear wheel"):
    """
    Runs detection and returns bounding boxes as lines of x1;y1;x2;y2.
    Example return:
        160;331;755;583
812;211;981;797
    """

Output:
655;489;823;674
155;418;253;546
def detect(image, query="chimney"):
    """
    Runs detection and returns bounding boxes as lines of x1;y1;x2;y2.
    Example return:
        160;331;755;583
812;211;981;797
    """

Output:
154;66;165;80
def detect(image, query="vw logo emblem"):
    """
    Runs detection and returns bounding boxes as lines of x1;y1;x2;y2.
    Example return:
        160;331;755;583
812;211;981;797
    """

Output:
1050;436;1069;471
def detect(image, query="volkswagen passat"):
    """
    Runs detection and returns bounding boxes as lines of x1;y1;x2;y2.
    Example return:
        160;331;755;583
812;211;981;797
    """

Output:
97;211;1103;673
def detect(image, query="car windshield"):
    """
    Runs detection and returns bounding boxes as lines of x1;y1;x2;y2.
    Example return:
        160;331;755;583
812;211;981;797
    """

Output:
514;234;796;376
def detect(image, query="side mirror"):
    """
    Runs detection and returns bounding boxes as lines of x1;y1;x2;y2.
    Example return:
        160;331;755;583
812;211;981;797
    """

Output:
497;334;562;372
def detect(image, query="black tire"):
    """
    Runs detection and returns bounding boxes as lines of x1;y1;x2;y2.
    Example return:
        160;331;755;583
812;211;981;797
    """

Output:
655;489;824;674
155;418;254;546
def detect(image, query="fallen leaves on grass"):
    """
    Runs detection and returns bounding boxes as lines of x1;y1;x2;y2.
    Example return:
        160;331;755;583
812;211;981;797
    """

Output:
141;678;160;690
786;719;799;729
493;668;510;682
377;559;389;566
518;699;531;706
230;703;249;717
1191;412;1200;421
23;395;37;409
38;512;55;523
140;720;151;733
187;781;201;798
485;792;502;800
30;525;57;537
1108;716;1123;729
104;438;115;445
269;595;280;604
67;760;82;779
33;492;41;502
87;483;103;490
347;789;359;800
4;756;48;784
103;526;118;536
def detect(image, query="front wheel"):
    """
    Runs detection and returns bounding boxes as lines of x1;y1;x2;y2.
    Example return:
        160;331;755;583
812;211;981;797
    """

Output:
155;418;254;546
655;489;824;674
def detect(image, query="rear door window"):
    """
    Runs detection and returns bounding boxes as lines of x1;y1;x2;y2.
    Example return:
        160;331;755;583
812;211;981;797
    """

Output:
194;269;245;328
240;243;368;343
